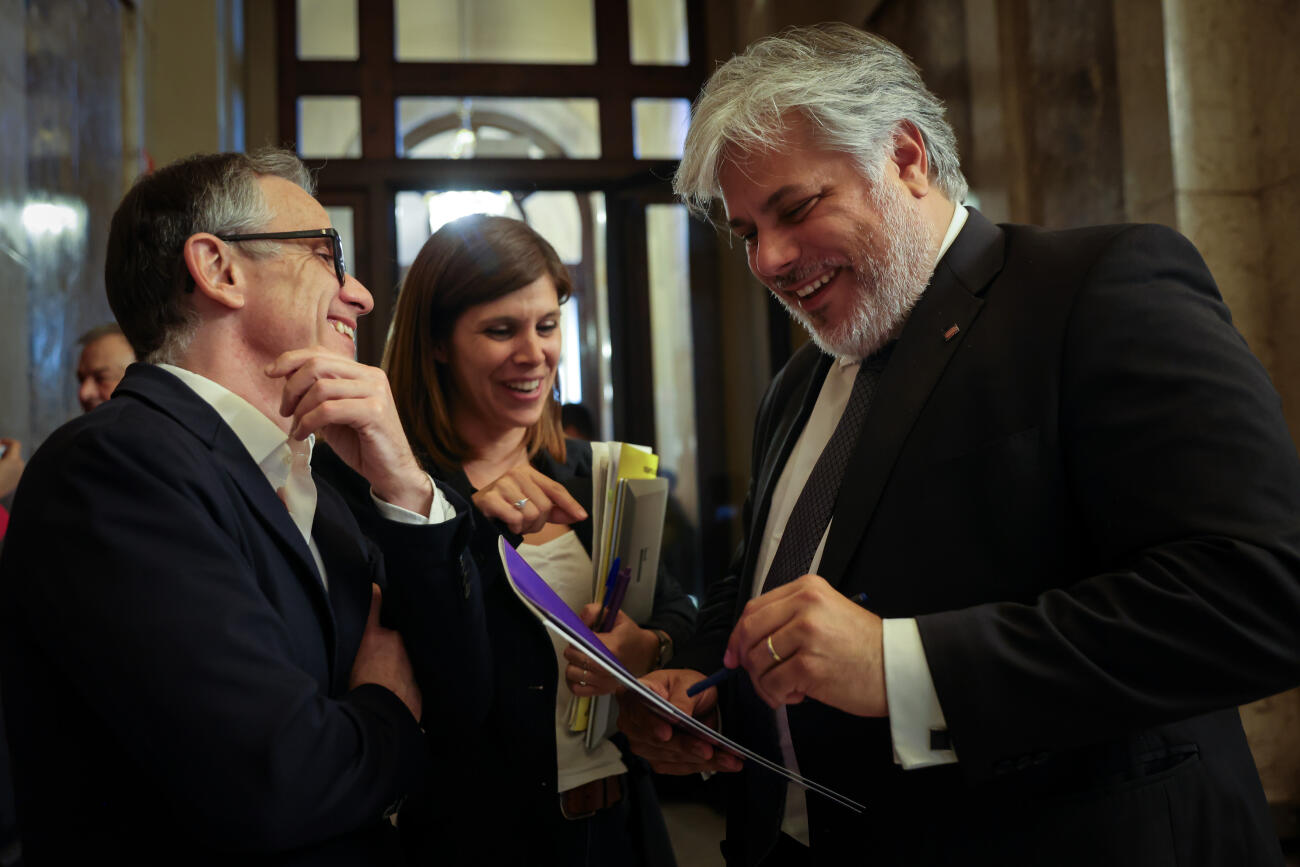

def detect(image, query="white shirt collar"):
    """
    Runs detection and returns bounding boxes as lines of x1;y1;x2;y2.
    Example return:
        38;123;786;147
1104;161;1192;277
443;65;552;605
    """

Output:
835;202;969;370
936;201;969;263
156;363;313;467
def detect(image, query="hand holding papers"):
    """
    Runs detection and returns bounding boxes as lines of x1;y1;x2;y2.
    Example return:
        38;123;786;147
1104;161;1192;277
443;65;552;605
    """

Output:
499;537;866;813
563;608;650;696
570;442;666;738
616;668;740;776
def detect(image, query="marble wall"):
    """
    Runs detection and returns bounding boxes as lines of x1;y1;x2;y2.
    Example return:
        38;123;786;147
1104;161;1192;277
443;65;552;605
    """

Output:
1159;0;1300;824
0;0;31;456
1;0;127;458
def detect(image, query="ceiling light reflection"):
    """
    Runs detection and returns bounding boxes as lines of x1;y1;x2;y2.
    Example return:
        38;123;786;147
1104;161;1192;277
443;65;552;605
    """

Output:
426;190;513;235
22;199;86;238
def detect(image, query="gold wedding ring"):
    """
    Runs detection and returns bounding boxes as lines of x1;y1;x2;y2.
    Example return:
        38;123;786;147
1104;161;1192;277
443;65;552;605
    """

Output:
766;634;782;663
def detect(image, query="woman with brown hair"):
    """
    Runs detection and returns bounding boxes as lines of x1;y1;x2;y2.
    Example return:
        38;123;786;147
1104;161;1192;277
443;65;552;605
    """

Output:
333;214;693;865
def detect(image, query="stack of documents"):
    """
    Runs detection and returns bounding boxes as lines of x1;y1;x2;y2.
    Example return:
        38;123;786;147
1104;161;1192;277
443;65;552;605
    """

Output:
569;442;671;746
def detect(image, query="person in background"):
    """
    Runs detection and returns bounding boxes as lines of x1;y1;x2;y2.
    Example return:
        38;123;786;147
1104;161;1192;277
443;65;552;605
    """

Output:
0;149;495;865
0;438;19;863
561;402;596;440
0;438;23;542
75;322;135;412
0;438;22;503
618;23;1300;867
319;214;693;866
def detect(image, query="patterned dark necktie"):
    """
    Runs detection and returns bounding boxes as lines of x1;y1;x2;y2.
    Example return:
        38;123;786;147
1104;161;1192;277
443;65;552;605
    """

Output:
762;346;891;592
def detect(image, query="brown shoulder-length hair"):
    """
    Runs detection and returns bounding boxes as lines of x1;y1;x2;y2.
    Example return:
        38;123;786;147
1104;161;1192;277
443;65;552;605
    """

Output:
384;214;572;475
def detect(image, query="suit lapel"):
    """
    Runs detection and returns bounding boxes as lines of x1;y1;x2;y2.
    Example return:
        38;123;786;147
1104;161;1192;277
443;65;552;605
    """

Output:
818;209;1006;588
115;365;337;639
312;486;369;691
753;350;831;528
736;346;831;617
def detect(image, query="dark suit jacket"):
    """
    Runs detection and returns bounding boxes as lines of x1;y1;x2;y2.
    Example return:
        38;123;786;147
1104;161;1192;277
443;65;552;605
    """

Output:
678;210;1300;866
318;437;693;866
0;364;487;866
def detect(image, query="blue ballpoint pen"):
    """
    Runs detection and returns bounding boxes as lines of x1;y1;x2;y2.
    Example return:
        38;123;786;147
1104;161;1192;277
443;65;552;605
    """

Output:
686;591;870;697
595;557;621;625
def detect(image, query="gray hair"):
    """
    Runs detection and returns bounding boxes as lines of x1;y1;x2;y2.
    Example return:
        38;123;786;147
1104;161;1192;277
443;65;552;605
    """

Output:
77;321;125;348
675;23;968;219
106;148;315;364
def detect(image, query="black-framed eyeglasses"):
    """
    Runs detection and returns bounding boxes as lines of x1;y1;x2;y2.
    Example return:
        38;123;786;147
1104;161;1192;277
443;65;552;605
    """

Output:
217;228;346;287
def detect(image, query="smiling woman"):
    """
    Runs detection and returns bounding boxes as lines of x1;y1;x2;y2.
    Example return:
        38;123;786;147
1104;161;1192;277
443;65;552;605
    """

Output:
347;214;693;866
385;215;571;474
439;273;563;444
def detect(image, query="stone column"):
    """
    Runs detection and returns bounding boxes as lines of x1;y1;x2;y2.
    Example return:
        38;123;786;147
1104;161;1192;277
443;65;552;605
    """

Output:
1162;0;1300;838
15;0;124;449
0;0;31;459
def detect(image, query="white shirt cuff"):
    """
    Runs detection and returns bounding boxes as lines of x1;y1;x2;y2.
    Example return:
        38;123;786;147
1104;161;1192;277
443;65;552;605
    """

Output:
370;473;456;524
882;617;958;769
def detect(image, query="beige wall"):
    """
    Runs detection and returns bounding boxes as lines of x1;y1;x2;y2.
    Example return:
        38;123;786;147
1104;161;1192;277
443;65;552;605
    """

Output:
138;0;223;165
1157;0;1300;813
135;0;267;166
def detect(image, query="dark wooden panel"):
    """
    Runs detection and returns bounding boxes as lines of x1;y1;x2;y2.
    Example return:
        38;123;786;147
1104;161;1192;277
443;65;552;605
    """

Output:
689;217;726;594
356;0;395;158
288;61;703;98
594;0;633;160
274;0;298;149
312;157;680;192
604;196;655;448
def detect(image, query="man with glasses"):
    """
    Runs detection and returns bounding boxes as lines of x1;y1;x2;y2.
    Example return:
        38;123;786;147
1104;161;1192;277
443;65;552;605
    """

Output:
0;150;494;865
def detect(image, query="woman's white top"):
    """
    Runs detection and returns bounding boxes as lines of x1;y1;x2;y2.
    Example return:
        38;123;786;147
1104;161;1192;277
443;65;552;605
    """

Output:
518;530;628;793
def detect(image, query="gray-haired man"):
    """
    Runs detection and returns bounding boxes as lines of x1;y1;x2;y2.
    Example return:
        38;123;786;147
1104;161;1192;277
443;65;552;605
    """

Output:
75;322;135;412
0;150;492;865
621;23;1300;867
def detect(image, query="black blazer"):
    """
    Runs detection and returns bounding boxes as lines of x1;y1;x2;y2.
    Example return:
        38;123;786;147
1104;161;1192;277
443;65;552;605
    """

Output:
678;210;1300;866
0;364;487;866
318;437;694;866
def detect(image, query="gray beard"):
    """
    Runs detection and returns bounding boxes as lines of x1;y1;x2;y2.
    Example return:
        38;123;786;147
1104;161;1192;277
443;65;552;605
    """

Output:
774;184;935;360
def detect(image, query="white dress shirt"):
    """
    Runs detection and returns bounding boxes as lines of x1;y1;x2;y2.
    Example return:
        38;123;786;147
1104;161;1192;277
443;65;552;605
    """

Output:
157;364;454;590
755;204;967;845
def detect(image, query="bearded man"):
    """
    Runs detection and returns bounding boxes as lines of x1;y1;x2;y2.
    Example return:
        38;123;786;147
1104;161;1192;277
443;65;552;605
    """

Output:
619;23;1300;867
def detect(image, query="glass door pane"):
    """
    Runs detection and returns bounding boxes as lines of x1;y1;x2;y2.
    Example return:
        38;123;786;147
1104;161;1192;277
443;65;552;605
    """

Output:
297;0;358;60
629;0;688;65
645;203;701;590
395;0;596;63
397;97;601;159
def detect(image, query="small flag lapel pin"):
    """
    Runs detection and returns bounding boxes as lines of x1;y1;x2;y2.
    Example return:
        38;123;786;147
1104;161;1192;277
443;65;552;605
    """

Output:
943;324;960;341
